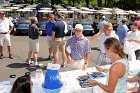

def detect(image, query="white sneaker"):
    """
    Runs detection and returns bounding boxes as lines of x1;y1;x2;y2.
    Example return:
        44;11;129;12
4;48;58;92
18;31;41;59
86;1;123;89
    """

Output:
28;60;34;65
34;62;43;67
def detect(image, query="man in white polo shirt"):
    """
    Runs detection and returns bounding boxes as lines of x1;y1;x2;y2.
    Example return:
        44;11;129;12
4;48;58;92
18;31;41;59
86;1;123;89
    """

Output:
0;11;14;59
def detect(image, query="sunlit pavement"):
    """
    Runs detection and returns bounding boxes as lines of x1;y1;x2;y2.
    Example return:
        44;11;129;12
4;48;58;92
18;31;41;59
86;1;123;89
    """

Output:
0;35;99;81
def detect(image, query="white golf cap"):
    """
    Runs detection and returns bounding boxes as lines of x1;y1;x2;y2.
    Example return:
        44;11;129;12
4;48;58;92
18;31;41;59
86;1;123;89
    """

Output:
102;16;106;19
75;24;83;30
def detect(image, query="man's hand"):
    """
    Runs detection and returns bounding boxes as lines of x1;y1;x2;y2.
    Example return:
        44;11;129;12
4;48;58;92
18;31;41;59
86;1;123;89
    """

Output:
7;31;11;34
40;31;42;35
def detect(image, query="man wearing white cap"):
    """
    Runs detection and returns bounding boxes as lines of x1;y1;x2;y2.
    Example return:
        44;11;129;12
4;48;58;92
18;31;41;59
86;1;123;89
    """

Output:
65;24;91;70
0;11;14;59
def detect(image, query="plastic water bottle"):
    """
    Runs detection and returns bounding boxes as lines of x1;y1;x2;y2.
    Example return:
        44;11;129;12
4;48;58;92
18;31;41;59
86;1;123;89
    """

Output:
35;69;43;79
9;74;16;85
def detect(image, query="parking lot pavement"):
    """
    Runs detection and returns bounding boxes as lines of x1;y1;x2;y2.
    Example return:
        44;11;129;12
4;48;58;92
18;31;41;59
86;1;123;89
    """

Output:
0;35;99;81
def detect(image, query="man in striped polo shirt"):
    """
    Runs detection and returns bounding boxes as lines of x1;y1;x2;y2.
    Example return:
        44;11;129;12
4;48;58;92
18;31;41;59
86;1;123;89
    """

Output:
65;24;91;70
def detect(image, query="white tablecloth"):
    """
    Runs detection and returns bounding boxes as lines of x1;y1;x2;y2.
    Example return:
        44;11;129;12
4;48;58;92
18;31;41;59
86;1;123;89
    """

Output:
0;68;106;93
0;60;139;93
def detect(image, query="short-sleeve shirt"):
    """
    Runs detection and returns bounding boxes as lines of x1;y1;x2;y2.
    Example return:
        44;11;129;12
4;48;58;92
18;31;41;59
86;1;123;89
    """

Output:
0;18;14;33
28;24;41;39
116;23;128;45
97;20;106;30
136;20;140;30
98;31;119;53
45;20;55;36
65;35;91;60
52;20;65;38
126;30;140;50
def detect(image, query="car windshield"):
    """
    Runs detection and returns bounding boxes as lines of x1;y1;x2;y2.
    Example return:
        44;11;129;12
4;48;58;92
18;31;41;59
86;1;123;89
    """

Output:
18;23;29;28
83;24;93;29
39;22;46;29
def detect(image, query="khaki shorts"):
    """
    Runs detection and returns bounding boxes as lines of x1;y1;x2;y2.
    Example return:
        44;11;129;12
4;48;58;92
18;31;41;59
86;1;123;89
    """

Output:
70;59;84;69
29;38;39;52
0;34;11;46
46;36;52;48
52;38;66;54
67;59;84;70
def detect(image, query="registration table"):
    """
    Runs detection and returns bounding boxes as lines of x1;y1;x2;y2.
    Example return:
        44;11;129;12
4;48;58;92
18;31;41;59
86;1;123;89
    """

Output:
0;60;139;93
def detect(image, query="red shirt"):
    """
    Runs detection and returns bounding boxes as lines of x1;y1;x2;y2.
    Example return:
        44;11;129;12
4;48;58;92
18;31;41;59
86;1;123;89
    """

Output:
136;20;140;30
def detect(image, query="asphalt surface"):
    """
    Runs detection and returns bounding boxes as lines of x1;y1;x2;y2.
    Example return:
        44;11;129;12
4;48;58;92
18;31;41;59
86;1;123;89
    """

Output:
0;35;100;82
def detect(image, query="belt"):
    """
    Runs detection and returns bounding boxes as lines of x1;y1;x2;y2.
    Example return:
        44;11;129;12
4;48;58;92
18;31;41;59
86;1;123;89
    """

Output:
55;37;66;41
73;58;84;61
0;32;8;34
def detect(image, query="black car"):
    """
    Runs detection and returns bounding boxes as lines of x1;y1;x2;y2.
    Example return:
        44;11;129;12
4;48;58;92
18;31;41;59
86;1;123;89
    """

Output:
15;23;29;36
82;24;94;36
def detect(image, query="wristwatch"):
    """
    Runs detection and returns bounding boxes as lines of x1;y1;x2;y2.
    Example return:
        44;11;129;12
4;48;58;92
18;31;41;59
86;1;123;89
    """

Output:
84;63;88;65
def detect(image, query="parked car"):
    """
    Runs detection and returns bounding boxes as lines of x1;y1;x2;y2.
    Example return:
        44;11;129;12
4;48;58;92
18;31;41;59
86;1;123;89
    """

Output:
15;23;29;36
82;24;94;36
10;0;24;4
65;24;73;36
38;22;47;36
39;22;74;36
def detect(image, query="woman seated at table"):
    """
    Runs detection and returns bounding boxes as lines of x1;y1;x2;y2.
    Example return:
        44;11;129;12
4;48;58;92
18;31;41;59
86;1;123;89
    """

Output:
10;75;32;93
88;38;129;93
127;72;140;92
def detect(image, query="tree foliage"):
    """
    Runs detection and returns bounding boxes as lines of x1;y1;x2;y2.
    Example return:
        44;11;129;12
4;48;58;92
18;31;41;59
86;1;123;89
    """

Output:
25;0;140;10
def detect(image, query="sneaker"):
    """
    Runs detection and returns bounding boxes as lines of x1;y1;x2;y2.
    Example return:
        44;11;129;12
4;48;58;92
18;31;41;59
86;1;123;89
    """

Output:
61;64;65;67
61;63;67;68
9;54;13;59
0;54;3;59
28;60;34;65
34;63;43;67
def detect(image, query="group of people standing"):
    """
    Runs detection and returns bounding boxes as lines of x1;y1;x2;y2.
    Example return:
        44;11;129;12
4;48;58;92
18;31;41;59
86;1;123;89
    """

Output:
90;16;140;93
0;10;140;92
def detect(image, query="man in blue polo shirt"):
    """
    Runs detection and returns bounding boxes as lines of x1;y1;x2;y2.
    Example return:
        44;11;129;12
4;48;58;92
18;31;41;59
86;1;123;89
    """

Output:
45;14;55;60
52;13;67;67
116;18;129;45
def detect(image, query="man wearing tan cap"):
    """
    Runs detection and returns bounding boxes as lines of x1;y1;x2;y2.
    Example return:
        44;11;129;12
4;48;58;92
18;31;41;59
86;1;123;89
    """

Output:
65;24;91;70
0;11;14;59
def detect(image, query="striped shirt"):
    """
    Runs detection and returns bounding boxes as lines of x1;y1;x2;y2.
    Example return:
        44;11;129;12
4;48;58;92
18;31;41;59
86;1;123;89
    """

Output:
66;35;91;60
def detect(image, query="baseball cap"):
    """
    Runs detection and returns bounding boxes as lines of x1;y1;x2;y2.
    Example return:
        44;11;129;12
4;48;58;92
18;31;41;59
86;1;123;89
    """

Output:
102;16;106;19
130;21;138;27
75;24;83;30
122;18;128;22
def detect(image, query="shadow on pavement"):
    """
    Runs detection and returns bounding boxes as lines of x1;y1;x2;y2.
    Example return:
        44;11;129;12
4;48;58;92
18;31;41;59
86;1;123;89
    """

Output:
38;57;50;62
7;63;29;68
